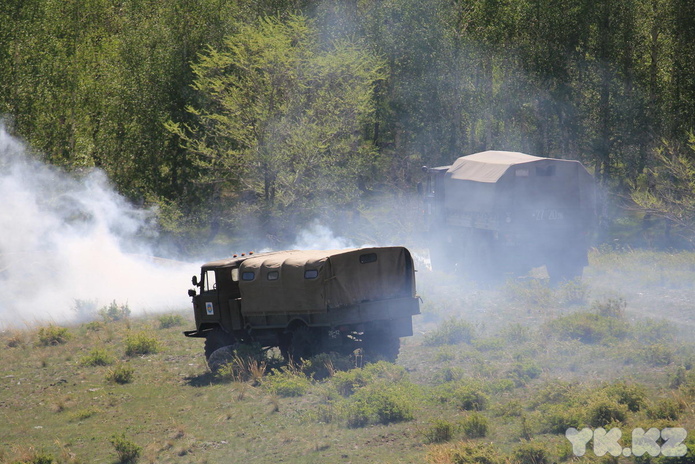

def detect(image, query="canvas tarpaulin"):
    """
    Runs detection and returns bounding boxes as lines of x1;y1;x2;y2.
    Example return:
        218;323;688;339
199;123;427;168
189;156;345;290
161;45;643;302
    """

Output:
238;247;414;315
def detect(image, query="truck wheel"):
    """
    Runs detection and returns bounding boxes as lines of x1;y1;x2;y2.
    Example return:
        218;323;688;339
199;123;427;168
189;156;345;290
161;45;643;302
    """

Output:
207;344;239;373
288;326;319;362
204;327;236;360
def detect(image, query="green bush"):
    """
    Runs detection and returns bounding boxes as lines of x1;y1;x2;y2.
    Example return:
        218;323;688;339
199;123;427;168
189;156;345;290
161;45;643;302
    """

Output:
545;311;629;344
425;442;504;464
80;347;115;366
423;317;475;346
301;352;354;380
158;313;184;329
513;441;550;464
640;343;674;366
460;412;488;438
504;278;554;308
110;433;141;463
585;396;628;426
602;381;647;412
99;300;131;322
37;325;72;346
423;419;455;443
106;363;135;384
344;383;415;428
331;368;371;397
507;360;542;386
454;385;489;411
538;404;583;434
124;332;160;356
647;398;681;421
264;369;311;397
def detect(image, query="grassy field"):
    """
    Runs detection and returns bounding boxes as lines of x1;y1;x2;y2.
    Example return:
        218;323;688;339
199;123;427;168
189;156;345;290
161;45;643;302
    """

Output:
1;249;695;464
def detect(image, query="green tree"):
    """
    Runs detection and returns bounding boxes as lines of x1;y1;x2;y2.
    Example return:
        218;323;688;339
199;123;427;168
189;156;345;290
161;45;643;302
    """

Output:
169;14;385;242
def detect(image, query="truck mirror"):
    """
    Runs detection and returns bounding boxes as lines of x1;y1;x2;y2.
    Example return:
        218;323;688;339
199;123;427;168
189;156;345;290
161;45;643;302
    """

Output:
191;275;198;286
188;289;196;297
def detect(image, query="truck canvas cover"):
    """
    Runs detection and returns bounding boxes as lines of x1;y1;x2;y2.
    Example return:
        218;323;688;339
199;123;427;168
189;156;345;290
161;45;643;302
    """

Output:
238;247;414;315
443;150;595;214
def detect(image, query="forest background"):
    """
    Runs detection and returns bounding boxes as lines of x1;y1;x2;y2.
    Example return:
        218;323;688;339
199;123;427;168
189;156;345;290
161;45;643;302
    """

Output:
2;0;695;256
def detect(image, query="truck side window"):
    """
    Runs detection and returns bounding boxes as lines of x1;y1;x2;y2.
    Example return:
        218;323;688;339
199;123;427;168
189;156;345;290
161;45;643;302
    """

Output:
267;271;279;281
241;271;255;281
536;165;555;176
204;270;216;291
231;268;239;282
304;269;318;279
359;253;377;264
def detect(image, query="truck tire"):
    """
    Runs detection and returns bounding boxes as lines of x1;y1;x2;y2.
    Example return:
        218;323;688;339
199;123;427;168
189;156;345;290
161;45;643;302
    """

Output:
204;327;236;360
207;344;239;373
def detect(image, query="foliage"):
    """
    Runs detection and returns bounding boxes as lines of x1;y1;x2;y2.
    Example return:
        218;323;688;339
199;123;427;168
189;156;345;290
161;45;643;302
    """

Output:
343;383;416;428
460;412;488;438
263;368;311;397
106;363;135;385
422;419;456;444
36;325;72;346
512;441;550;464
423;317;475;346
109;433;141;464
80;347;115;367
99;301;131;322
124;332;160;356
157;314;184;329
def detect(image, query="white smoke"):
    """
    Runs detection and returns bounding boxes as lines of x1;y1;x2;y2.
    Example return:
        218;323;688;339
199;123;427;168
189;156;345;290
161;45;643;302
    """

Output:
289;221;358;250
0;126;194;328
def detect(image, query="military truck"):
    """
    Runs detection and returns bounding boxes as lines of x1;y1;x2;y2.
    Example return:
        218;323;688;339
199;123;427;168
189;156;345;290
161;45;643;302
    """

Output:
421;150;596;282
184;247;420;369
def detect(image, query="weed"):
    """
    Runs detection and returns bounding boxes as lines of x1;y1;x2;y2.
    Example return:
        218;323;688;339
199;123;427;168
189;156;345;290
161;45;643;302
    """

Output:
5;330;24;348
460;412;488;438
106;363;135;384
507;360;542;386
545;311;629;344
124;331;160;356
331;368;370;397
83;320;104;332
158;313;184;329
557;278;590;306
110;433;141;464
80;347;115;366
99;300;131;322
423;317;475;346
37;325;72;346
423;419;456;443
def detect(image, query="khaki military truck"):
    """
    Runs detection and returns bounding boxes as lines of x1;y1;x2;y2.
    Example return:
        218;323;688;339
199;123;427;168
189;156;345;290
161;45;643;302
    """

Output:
184;247;420;369
421;150;596;282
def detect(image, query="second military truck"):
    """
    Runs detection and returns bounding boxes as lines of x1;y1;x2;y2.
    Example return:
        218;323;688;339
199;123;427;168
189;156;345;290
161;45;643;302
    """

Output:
422;150;596;282
184;247;420;369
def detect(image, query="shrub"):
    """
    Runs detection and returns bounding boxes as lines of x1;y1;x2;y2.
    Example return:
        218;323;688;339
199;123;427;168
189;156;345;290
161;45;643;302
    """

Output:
507;360;542;386
423;317;474;346
110;433;141;464
538;404;583;434
72;298;98;320
344;383;415;427
461;412;488;438
158;313;184;329
99;300;131;321
592;297;627;318
331;368;371;397
513;441;550;464
640;343;674;366
453;385;489;411
504;278;554;308
37;325;72;346
647;398;681;420
425;442;503;464
557;278;590;306
602;381;647;412
423;419;455;444
80;347;115;366
124;332;160;356
585;396;628;426
106;363;135;384
263;369;311;397
545;311;629;344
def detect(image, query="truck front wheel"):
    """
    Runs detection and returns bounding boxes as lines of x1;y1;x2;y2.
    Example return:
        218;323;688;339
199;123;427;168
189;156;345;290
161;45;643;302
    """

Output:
363;333;400;363
204;327;236;360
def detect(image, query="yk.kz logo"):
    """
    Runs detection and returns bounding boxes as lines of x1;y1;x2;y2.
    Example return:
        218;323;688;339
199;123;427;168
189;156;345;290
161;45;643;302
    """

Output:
566;427;688;457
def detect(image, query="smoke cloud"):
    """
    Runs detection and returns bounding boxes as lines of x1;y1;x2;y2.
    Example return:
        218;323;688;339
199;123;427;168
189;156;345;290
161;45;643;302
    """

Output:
0;126;194;328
